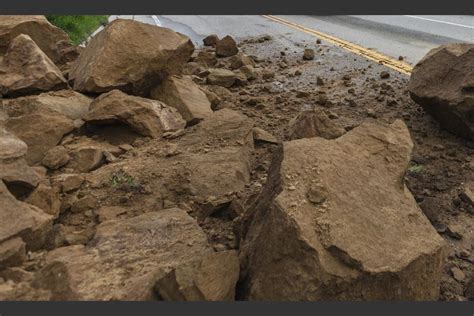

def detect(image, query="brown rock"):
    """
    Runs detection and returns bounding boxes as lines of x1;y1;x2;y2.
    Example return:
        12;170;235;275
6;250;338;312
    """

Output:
253;127;278;144
155;250;239;301
240;120;446;300
96;206;127;223
0;34;67;97
203;34;219;46
215;35;238;57
68;147;104;173
303;48;315;60
53;174;84;193
195;51;217;67
460;181;474;205
5;109;75;164
69;19;194;96
42;146;71;170
0;181;52;251
39;209;212;300
288;108;346;140
25;184;61;218
408;43;474;140
151;75;213;125
229;54;255;70
0;238;26;270
0;15;70;63
380;71;390;79
207;69;237;88
451;267;465;282
84;90;186;138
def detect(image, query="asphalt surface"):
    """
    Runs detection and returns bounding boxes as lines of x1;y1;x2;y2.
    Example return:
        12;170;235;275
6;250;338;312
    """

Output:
108;15;473;65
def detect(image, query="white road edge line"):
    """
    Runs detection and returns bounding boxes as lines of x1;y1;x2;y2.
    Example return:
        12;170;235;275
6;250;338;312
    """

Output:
151;15;162;27
404;15;474;29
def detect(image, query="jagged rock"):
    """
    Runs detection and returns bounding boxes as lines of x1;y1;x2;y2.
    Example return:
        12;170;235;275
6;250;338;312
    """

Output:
151;75;213;125
288;108;346;140
2;90;91;120
51;174;84;193
182;62;203;76
0;15;70;63
25;184;61;218
0;181;52;251
37;209;212;300
83;90;186;138
229;54;255;70
42;146;71;170
253;127;278;144
69;19;194;96
0;34;67;97
155;250;240;301
5;109;75;164
0;127;39;197
0;238;26;270
66;145;105;174
240;120;446;300
207;69;237;88
408;43;474;140
216;35;238;57
460;181;474;205
239;65;258;81
195;51;217;67
203;34;219;46
303;48;315;60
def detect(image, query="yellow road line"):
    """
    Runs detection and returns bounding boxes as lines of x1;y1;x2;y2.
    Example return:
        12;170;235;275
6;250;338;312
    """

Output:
262;15;413;75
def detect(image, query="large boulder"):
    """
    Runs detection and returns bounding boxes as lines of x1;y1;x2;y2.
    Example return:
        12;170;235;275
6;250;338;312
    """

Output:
0;34;67;97
155;250;240;301
240;120;446;300
0;15;70;63
83;90;186;138
69;19;194;96
215;35;238;57
0;127;39;197
5;109;75;164
0;181;52;251
2;90;92;120
408;43;474;140
35;209;212;300
151;75;213;125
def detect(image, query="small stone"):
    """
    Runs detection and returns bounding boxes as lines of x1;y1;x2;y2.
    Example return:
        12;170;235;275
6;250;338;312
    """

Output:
316;76;324;86
316;39;322;44
303;49;315;60
307;184;328;204
451;267;465;282
380;71;390;79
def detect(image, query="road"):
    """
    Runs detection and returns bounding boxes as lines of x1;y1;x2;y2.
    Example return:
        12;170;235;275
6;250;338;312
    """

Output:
108;15;473;66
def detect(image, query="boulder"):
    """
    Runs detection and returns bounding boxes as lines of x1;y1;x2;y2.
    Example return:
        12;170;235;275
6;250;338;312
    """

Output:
215;35;238;57
155;250;240;301
0;127;39;197
240;120;446;300
25;184;61;219
151;75;213;125
5;109;75;164
42;146;71;170
69;19;194;96
288;108;346;140
203;34;219;46
207;69;237;88
0;34;67;97
0;238;26;270
2;90;92;120
0;15;70;63
408;43;474;140
0;181;52;251
83;90;186;138
37;209;212;300
229;54;255;70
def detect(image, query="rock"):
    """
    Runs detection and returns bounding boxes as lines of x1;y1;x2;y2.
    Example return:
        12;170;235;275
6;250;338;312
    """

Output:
0;127;39;197
303;48;315;60
2;90;91;120
408;43;474;140
67;147;104;173
460;181;474;205
229;54;255;70
69;19;194;96
195;51;217;67
96;206;127;223
84;90;186;138
203;34;219;46
207;69;237;88
42;146;71;170
53;174;84;193
37;209;212;300
240;120;446;300
71;196;97;213
451;267;465;282
288;108;346;140
5;109;75;164
215;35;238;57
239;65;258;81
151;75;213;125
380;71;390;79
0;238;26;270
0;34;67;97
155;250;239;301
0;181;52;251
253;127;278;144
0;15;70;63
25;184;61;218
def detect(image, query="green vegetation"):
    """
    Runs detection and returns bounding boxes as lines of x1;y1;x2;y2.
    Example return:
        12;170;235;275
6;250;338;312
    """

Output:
46;15;109;44
108;170;143;192
408;164;424;174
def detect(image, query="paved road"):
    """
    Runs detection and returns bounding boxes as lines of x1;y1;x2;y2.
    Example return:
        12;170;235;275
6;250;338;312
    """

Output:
108;15;474;65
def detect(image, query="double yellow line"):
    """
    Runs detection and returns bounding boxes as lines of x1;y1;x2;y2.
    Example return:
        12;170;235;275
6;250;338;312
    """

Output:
262;15;413;75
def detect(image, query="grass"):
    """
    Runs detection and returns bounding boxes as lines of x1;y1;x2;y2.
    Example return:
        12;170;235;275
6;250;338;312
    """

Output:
46;15;109;44
408;164;424;174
